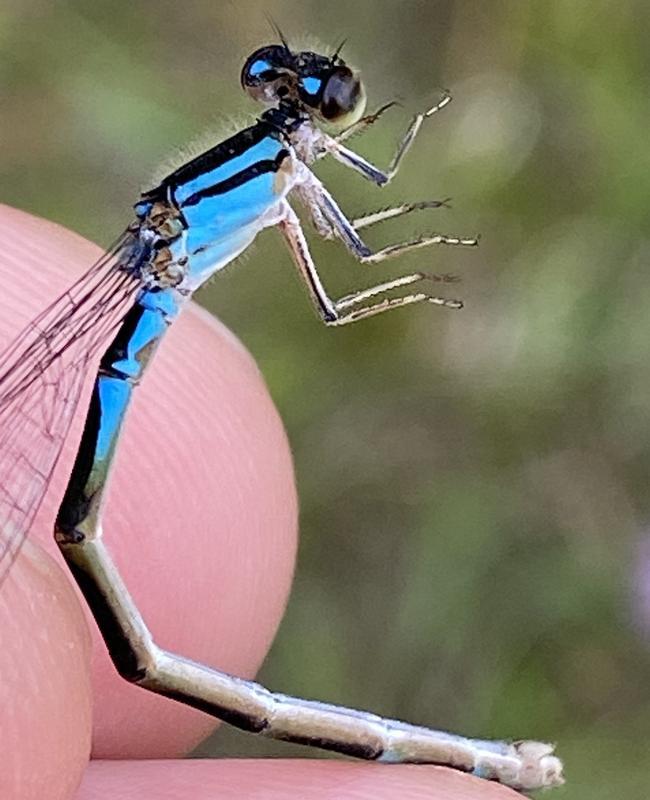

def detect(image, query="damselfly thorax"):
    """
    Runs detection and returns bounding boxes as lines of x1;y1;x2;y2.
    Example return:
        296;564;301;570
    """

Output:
131;106;313;294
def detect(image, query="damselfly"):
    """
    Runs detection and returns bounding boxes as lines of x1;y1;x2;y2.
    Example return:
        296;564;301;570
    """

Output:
0;41;563;791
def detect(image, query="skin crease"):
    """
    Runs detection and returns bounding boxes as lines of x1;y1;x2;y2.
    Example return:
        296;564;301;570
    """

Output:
0;206;513;799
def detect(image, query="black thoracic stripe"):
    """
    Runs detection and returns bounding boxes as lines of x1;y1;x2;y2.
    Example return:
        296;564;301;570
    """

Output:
155;122;280;191
179;149;290;208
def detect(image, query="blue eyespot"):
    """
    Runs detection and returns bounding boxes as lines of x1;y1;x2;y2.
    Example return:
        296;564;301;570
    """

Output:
249;58;272;78
301;75;322;97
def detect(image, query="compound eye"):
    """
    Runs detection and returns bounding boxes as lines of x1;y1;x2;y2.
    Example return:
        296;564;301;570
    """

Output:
320;66;366;124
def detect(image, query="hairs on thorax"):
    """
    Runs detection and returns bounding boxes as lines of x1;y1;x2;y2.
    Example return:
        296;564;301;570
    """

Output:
146;112;259;189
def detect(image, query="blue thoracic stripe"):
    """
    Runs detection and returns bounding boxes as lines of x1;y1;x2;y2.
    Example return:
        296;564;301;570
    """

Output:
156;121;278;186
172;134;288;207
180;149;289;208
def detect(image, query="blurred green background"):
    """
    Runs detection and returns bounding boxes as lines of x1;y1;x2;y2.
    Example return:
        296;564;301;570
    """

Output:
3;0;650;796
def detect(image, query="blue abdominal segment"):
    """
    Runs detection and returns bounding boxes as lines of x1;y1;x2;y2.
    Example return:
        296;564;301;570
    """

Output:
56;288;180;535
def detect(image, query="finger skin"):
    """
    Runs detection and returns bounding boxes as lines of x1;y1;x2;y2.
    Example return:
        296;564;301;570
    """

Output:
0;544;92;800
76;760;522;800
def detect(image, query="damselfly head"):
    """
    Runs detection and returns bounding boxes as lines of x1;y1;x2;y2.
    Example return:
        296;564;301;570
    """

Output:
241;43;367;128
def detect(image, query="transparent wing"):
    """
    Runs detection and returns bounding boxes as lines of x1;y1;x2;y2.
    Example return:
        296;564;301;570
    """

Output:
0;231;143;583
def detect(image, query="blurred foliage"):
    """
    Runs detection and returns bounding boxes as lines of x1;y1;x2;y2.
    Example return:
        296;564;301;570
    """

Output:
3;1;650;796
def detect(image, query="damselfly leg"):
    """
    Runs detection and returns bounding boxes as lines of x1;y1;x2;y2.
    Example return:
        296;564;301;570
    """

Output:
296;96;477;265
297;170;478;265
318;93;453;187
278;205;462;324
351;198;451;230
335;100;398;144
298;190;452;240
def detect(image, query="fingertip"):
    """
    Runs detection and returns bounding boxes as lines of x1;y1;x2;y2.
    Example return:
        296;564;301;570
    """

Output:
0;543;92;800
